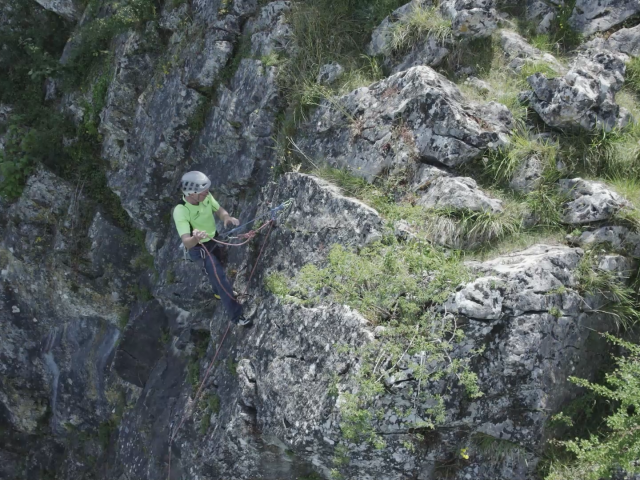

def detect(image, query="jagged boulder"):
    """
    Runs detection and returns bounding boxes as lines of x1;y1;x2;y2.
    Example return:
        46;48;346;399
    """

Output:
417;175;504;212
509;153;546;193
526;0;556;33
317;62;345;85
584;23;640;58
367;1;450;73
498;30;566;74
522;49;629;132
569;0;640;36
367;0;430;56
568;225;640;258
560;178;630;224
443;245;619;479
297;66;513;181
390;36;451;74
440;0;498;38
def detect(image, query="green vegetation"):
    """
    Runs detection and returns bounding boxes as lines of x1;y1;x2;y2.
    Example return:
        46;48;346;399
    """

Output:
545;334;640;480
627;57;640;94
117;307;130;330
387;5;452;55
0;0;155;236
507;0;581;53
264;271;291;297
472;432;526;462
187;331;211;389
268;223;482;457
98;417;118;450
62;0;156;87
575;250;640;330
226;356;239;376
160;327;171;345
278;0;404;120
198;393;221;434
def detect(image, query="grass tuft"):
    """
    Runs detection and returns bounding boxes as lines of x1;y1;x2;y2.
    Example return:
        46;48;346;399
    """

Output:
387;5;452;55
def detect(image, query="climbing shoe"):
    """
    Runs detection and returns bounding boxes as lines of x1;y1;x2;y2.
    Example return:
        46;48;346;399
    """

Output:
234;315;253;327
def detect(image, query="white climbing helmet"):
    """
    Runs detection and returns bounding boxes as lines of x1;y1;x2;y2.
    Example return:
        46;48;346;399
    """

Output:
180;171;211;195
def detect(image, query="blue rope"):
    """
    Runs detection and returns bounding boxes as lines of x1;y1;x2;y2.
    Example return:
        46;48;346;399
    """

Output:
220;199;292;238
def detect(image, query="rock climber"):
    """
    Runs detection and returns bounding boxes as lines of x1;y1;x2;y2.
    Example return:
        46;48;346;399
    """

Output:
173;171;251;327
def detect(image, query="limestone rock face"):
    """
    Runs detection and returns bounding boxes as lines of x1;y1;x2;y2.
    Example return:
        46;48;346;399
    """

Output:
317;62;345;85
443;244;618;479
0;169;138;479
559;178;630;224
569;0;640;36
509;153;546;194
523;49;628;132
298;66;513;181
5;0;640;478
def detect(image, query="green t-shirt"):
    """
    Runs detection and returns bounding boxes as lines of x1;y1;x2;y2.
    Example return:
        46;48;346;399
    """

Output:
173;193;221;243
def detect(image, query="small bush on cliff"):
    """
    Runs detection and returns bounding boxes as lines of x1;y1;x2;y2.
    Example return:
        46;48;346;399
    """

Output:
271;236;482;458
546;334;640;480
63;0;157;86
575;250;640;330
280;0;404;119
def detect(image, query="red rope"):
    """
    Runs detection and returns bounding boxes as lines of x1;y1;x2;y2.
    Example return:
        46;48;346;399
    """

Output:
167;219;275;479
168;321;231;478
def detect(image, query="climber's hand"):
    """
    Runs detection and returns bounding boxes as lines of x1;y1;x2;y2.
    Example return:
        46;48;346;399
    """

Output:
224;216;240;228
192;229;208;241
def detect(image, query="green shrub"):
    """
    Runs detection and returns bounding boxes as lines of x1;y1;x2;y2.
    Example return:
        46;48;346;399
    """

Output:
483;131;558;187
288;238;481;461
546;334;640;480
576;250;640;330
279;0;404;119
0;0;70;108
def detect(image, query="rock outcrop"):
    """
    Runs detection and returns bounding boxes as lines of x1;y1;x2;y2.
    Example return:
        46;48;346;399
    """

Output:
441;0;499;38
498;29;566;74
583;23;640;58
560;178;630;224
298;65;513;180
522;49;629;132
569;0;640;36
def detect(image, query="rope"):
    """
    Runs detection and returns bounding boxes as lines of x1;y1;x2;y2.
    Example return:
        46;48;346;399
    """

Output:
167;321;232;479
221;199;293;239
166;212;280;479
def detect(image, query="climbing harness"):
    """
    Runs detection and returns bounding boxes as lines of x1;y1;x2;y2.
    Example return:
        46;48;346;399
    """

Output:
167;199;292;480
